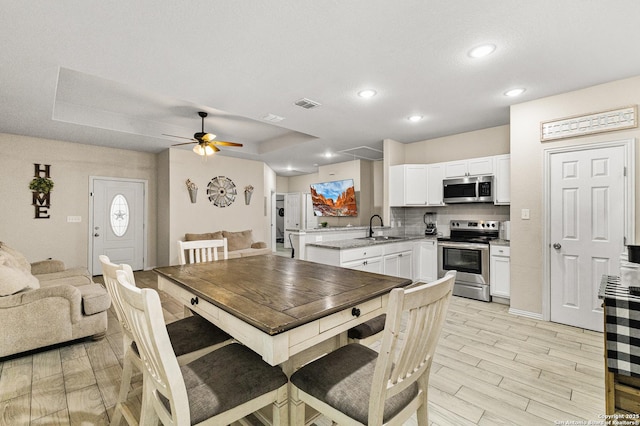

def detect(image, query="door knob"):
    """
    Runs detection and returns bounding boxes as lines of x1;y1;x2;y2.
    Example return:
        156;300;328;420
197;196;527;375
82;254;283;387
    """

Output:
553;243;561;249
94;233;100;237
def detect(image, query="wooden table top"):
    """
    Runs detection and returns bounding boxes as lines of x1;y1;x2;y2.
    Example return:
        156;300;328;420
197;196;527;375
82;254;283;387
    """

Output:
154;255;411;335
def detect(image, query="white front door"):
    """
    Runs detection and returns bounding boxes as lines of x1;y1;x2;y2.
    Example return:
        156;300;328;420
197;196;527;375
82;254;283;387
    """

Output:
549;145;625;331
91;178;145;274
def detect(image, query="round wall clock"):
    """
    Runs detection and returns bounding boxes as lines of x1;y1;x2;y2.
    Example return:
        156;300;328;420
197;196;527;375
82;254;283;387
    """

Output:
207;176;237;207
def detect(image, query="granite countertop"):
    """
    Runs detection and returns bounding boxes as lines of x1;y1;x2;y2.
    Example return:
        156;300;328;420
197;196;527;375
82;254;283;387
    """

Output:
307;235;433;250
490;239;510;247
286;226;391;233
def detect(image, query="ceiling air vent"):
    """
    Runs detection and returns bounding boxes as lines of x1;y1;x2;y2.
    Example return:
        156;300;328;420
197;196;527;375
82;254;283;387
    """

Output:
294;98;321;109
262;113;285;123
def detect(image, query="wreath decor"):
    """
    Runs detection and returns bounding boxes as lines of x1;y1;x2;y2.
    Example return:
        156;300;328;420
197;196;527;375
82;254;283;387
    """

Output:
29;177;54;194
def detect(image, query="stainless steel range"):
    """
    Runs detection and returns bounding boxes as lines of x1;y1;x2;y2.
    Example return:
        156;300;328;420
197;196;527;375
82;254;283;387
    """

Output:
437;220;499;302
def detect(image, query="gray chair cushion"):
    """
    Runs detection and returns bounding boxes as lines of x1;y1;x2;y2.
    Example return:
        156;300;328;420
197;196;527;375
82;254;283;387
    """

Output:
347;314;386;340
166;314;231;357
290;343;418;424
161;343;287;424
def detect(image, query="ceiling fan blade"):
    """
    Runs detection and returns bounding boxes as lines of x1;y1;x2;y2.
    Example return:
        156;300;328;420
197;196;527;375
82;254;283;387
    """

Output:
163;133;196;141
210;144;221;153
211;141;243;147
171;141;197;147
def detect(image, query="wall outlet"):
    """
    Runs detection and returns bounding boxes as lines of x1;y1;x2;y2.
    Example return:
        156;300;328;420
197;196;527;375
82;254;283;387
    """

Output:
521;209;530;220
315;236;322;242
67;216;82;223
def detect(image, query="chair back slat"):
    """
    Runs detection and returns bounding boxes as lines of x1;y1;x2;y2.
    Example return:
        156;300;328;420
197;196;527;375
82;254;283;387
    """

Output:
115;270;190;426
178;238;228;265
99;255;136;350
369;271;456;424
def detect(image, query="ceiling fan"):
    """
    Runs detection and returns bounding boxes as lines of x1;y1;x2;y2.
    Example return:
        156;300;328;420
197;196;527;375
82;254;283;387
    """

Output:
164;111;243;156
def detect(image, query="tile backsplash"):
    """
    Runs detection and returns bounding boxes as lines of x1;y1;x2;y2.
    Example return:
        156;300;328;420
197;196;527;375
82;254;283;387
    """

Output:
391;204;510;237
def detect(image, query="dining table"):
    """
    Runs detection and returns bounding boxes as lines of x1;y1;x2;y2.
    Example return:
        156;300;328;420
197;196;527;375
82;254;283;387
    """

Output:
154;254;412;372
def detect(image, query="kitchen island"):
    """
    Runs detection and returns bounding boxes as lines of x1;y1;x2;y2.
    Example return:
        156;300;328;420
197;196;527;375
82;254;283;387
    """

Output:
287;225;391;260
306;235;437;283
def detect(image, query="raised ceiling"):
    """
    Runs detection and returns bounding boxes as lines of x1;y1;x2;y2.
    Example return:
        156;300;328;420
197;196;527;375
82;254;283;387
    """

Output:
2;1;640;176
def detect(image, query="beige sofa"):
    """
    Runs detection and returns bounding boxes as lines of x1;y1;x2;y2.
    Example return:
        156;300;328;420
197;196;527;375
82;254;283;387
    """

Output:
184;229;270;259
0;242;111;358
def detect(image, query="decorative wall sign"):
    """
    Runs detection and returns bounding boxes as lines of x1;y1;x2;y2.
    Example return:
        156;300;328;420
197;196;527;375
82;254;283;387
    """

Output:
207;176;237;207
29;164;53;219
541;105;637;142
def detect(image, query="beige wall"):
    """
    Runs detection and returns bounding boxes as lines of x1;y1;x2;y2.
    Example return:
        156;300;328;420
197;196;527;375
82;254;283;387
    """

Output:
0;134;158;270
164;149;274;265
403;125;510;163
282;159;378;227
510;75;640;315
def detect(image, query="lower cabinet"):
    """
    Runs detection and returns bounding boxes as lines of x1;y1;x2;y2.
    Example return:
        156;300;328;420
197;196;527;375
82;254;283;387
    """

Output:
383;250;413;280
306;241;418;279
414;239;438;283
343;256;384;274
490;245;510;298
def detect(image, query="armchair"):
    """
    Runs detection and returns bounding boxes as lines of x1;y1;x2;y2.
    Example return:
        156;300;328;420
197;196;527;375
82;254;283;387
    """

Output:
0;242;111;358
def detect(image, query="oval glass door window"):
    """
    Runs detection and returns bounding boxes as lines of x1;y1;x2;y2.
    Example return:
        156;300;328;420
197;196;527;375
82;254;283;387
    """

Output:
110;194;129;237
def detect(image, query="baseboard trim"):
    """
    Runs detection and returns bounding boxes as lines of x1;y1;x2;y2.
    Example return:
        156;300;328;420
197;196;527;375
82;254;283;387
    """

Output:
508;308;543;320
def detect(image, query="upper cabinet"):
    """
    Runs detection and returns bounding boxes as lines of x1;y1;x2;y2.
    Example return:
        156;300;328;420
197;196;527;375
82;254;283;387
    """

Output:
494;154;511;205
426;163;445;206
390;165;427;206
444;156;495;178
390;155;510;207
390;164;445;207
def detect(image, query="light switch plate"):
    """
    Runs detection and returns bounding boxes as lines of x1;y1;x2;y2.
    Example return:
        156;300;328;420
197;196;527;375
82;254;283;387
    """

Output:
521;209;530;220
67;216;82;223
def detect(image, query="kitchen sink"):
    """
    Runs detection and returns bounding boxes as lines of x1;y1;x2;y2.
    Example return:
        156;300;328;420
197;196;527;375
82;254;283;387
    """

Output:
356;236;404;241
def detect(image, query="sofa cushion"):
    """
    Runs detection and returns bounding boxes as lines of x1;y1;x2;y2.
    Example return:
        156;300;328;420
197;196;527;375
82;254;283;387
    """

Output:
237;248;272;258
30;259;66;275
185;231;224;241
78;284;111;315
36;267;92;287
0;255;40;296
223;230;253;252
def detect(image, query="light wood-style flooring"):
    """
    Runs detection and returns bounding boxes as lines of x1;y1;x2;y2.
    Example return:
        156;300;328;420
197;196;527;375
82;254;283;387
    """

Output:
0;270;606;425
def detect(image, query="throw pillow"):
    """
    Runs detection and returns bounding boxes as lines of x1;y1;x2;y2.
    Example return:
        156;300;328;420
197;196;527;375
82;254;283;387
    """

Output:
0;242;31;274
0;254;40;296
223;230;253;252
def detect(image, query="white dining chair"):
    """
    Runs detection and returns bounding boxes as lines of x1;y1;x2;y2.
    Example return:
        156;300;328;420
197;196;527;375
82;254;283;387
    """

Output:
290;271;456;426
99;255;232;426
177;238;228;265
114;269;289;426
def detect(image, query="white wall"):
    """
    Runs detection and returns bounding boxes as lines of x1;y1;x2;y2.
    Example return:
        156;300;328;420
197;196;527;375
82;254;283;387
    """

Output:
165;149;274;265
0;134;158;269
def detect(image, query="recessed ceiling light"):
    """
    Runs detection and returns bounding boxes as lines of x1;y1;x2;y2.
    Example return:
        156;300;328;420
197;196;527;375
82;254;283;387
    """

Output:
408;115;424;122
504;88;526;97
358;89;377;98
468;44;496;58
324;152;333;158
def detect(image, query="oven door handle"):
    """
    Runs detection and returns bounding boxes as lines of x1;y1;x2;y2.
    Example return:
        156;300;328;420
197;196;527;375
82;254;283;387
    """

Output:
438;241;489;250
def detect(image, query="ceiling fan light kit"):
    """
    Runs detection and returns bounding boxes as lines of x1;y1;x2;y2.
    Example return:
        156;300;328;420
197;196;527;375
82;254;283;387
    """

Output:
167;111;243;156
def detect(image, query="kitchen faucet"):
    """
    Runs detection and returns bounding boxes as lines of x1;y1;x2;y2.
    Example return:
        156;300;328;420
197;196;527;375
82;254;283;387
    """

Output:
369;214;383;238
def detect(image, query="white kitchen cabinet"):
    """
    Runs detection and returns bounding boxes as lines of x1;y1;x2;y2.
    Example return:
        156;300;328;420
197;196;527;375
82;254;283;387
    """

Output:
490;245;510;298
343;256;384;274
389;164;428;206
426;163;446;206
414;239;438;283
494;154;510;205
390;164;446;207
444;156;495;178
383;250;413;280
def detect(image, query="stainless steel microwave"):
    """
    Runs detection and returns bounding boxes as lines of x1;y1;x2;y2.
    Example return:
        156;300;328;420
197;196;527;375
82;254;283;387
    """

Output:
443;175;494;204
